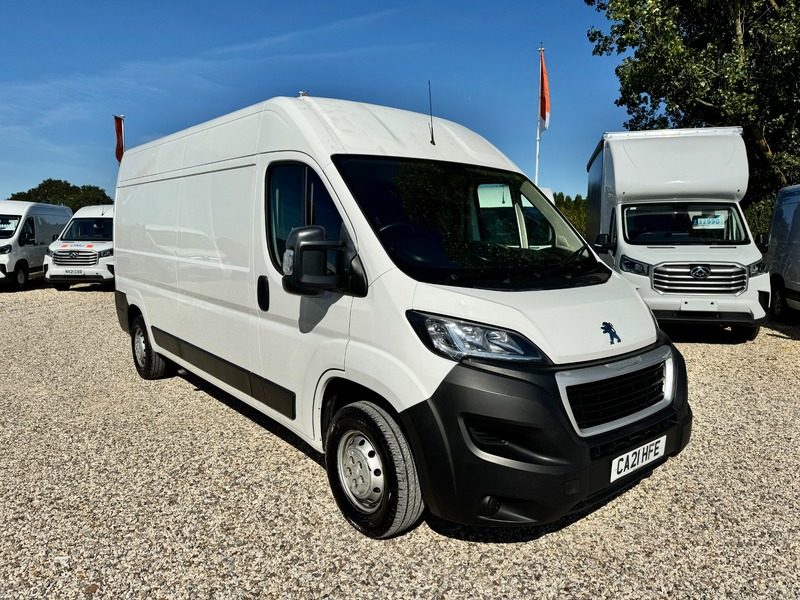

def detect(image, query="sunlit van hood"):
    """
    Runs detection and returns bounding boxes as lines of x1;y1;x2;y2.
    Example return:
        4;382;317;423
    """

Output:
412;274;658;365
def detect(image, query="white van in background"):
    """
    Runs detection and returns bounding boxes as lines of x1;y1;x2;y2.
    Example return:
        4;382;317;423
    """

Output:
766;184;800;318
44;205;114;290
114;96;692;538
0;201;72;290
588;127;770;342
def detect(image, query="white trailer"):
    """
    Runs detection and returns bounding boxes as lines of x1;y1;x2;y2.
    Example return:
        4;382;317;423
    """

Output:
587;127;770;341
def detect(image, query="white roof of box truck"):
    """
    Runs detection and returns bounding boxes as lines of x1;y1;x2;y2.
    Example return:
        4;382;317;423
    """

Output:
588;127;748;203
117;96;519;185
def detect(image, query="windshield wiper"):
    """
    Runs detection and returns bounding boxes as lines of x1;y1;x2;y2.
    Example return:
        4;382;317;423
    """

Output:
535;244;592;280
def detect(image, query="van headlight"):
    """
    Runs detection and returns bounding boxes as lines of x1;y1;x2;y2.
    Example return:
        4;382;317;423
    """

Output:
406;311;546;363
748;259;767;277
99;248;114;258
0;245;11;255
620;255;651;277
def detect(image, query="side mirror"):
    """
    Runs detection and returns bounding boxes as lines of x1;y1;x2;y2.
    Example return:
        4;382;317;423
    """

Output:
755;232;769;253
282;225;343;296
594;233;616;254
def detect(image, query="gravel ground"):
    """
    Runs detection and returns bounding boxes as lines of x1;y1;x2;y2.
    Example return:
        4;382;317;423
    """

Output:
1;282;798;599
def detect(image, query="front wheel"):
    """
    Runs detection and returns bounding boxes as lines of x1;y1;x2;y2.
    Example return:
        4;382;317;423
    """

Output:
13;264;29;290
130;316;168;379
771;282;788;320
325;401;424;538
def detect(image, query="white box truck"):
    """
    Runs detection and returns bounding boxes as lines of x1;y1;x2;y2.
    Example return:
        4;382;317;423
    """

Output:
44;204;114;290
766;184;800;318
114;96;692;538
0;201;72;290
587;127;770;341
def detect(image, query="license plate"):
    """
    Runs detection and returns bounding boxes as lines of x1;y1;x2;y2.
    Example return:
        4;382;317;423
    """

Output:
610;435;667;483
65;269;83;275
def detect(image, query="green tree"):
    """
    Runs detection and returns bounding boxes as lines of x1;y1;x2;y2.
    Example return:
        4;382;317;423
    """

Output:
6;179;112;212
585;0;800;232
555;192;588;237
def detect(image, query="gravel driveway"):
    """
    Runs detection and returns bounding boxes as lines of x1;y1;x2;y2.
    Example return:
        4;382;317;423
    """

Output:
1;283;798;599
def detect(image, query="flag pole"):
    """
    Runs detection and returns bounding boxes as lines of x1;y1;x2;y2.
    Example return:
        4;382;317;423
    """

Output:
535;44;544;186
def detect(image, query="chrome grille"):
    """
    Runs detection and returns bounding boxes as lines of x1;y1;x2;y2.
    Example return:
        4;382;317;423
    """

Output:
566;362;666;431
653;263;747;295
53;250;98;266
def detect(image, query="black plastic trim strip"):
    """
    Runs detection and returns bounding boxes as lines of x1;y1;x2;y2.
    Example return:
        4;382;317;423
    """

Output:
152;326;296;419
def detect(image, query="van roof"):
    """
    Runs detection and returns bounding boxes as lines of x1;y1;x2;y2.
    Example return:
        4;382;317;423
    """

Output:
118;96;519;185
71;205;114;218
0;200;73;216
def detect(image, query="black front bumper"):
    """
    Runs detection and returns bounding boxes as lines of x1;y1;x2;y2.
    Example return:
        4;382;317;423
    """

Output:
399;341;692;526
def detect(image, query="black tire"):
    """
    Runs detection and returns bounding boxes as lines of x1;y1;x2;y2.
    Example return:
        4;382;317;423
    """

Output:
771;281;788;320
731;325;760;342
325;401;424;538
13;264;28;290
130;316;168;379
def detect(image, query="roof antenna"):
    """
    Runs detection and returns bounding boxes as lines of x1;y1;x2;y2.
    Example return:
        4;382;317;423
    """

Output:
428;80;436;145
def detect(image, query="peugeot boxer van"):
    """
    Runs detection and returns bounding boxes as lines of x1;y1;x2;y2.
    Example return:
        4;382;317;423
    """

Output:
44;204;114;290
766;184;800;318
0;201;72;290
114;96;692;538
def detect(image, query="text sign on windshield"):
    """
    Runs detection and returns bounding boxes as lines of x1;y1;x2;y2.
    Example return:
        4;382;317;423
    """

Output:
692;214;725;230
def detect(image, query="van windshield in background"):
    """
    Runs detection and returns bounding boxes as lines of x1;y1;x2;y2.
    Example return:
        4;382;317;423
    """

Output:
623;203;748;245
0;215;21;239
61;218;113;242
333;155;608;290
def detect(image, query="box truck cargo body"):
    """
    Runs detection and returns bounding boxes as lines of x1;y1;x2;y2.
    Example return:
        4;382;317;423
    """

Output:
0;201;72;289
114;96;691;538
44;204;114;289
588;127;769;341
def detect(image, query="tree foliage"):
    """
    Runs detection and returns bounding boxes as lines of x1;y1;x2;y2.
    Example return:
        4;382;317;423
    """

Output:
5;179;112;212
585;0;800;231
554;192;588;237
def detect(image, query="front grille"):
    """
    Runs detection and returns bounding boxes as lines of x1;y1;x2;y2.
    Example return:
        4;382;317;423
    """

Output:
53;250;98;266
566;362;665;430
653;262;746;294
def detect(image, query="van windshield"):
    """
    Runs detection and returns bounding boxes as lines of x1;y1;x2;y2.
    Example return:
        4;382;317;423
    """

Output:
333;156;608;290
61;218;113;242
0;215;21;239
623;203;748;245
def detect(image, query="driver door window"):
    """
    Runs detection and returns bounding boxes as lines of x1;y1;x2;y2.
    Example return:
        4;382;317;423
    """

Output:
267;163;343;273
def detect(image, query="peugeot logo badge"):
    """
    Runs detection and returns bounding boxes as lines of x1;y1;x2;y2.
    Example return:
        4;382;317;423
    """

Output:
690;265;711;279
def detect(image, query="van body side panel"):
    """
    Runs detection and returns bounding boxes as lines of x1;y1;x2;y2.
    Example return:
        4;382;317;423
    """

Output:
115;179;180;334
176;162;256;373
769;185;800;308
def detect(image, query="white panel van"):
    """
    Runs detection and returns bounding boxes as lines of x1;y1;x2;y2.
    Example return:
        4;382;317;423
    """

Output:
114;96;692;538
766;184;800;317
0;201;72;289
44;204;114;290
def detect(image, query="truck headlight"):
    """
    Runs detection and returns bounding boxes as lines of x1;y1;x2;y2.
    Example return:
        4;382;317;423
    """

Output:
99;248;114;258
620;255;651;277
0;244;11;255
406;311;546;363
748;259;767;277
46;248;54;257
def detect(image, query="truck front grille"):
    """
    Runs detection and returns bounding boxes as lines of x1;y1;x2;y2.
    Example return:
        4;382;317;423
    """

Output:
566;362;666;431
53;250;98;267
653;262;746;295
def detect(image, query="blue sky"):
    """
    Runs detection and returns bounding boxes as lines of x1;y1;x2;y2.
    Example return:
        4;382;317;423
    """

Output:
0;1;628;201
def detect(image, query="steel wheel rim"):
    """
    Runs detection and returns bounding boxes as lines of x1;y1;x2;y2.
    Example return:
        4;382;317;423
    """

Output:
337;430;385;514
133;327;147;367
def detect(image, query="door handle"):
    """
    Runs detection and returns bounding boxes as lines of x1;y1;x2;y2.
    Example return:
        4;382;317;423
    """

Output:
257;275;270;311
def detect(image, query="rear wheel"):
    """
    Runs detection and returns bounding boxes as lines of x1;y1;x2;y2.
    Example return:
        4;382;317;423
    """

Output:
326;401;424;538
130;316;168;379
